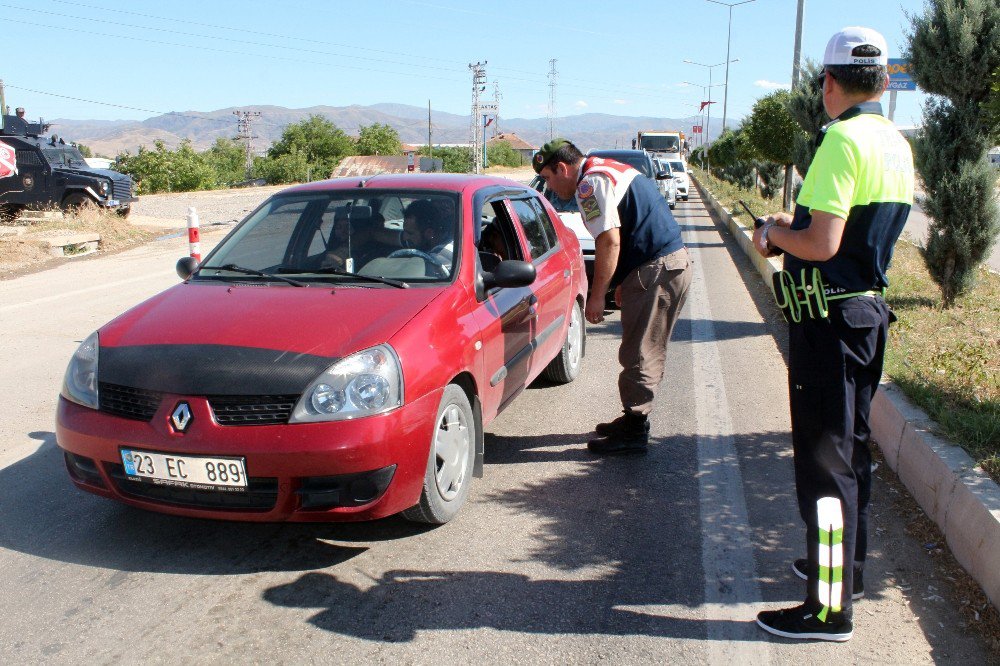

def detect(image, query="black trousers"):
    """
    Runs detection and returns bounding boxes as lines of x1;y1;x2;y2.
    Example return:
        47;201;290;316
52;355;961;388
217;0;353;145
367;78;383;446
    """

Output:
788;296;890;617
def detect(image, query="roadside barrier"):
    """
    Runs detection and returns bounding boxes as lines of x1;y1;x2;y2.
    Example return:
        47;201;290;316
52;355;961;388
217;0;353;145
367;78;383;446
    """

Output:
187;207;201;262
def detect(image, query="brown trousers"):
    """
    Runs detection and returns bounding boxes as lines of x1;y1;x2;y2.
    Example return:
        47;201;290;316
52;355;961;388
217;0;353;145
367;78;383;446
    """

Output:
618;249;692;416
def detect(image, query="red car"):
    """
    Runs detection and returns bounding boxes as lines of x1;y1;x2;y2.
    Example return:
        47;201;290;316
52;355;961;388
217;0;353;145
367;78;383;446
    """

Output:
57;174;587;524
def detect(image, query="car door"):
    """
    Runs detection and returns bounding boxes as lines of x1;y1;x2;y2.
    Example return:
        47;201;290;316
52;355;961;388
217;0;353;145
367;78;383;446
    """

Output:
471;194;538;419
507;195;572;378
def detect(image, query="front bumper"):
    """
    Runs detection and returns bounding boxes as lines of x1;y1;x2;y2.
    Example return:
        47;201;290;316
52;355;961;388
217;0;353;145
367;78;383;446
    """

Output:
55;389;442;522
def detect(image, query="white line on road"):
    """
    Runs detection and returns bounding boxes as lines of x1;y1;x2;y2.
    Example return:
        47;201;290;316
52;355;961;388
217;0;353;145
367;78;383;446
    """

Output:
686;239;772;663
0;272;170;314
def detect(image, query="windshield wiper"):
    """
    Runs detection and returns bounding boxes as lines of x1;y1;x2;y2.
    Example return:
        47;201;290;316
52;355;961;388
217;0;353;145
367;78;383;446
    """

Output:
278;267;408;289
200;263;308;287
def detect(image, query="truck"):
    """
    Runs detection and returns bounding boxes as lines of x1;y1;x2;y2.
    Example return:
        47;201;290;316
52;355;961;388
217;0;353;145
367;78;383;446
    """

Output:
633;130;686;158
0;113;137;218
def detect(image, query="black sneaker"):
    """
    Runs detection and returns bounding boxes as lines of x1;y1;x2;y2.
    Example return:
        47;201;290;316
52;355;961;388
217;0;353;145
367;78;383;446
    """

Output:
587;433;648;455
756;603;853;642
595;413;651;437
793;559;864;600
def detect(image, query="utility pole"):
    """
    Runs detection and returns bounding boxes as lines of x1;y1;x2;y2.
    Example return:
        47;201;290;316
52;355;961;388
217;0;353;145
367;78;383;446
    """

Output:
233;110;261;180
784;0;805;211
427;100;432;163
548;58;558;140
469;61;487;174
706;0;756;133
492;80;502;138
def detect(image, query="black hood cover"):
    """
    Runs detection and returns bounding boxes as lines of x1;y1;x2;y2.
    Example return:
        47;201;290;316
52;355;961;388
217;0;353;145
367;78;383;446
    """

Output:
99;345;337;396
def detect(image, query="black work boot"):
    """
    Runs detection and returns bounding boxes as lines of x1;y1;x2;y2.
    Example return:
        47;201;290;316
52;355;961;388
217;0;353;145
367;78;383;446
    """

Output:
588;413;649;455
595;411;652;438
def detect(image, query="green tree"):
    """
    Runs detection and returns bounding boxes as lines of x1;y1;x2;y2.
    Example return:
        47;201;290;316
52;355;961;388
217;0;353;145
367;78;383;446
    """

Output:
906;0;1000;306
486;140;522;168
743;90;804;207
256;148;311;185
268;115;355;180
114;140;216;194
985;66;1000;140
785;59;827;176
205;137;247;185
356;123;402;156
418;145;471;173
75;143;93;158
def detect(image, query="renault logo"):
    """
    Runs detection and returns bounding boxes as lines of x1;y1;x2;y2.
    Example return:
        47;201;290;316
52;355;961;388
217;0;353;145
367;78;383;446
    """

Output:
171;402;193;432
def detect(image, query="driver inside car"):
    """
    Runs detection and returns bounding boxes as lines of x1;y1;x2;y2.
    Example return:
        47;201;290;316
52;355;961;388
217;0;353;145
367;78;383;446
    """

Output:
400;199;454;272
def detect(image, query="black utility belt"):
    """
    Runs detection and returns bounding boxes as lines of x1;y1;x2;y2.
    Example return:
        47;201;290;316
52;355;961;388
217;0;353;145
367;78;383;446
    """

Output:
772;267;884;323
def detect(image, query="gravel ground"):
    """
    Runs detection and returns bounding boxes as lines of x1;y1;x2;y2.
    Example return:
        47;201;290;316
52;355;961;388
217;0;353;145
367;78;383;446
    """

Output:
128;184;290;230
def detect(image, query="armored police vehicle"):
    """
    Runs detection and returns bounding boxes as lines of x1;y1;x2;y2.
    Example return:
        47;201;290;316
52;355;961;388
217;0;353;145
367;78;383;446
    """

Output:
0;114;137;218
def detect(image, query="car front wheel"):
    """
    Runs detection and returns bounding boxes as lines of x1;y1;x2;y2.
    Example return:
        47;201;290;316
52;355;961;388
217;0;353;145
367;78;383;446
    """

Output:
402;385;476;524
542;300;584;383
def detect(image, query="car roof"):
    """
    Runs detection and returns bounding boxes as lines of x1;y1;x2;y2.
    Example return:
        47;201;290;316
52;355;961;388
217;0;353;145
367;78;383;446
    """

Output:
588;149;651;160
280;173;526;195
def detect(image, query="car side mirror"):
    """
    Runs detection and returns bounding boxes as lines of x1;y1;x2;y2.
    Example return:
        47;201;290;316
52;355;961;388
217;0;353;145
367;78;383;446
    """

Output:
687;169;693;175
483;259;536;290
176;256;199;280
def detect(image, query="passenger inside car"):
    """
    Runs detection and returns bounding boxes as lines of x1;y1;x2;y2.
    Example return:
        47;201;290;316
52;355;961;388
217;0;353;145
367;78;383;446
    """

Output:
322;208;399;271
478;224;507;271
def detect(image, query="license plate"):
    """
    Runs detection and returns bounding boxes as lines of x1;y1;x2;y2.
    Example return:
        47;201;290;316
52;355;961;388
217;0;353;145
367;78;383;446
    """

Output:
120;448;247;489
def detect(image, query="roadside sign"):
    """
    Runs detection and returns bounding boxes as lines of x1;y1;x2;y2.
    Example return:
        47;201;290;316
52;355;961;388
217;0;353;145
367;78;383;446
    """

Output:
887;59;916;91
692;125;702;134
0;140;16;179
479;103;498;113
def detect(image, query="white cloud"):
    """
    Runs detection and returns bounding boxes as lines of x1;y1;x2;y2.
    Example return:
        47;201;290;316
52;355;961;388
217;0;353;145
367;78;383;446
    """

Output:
754;80;791;90
613;99;628;105
574;100;588;108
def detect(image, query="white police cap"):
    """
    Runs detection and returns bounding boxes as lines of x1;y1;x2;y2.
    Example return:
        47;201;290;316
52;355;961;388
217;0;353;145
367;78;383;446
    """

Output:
823;26;889;66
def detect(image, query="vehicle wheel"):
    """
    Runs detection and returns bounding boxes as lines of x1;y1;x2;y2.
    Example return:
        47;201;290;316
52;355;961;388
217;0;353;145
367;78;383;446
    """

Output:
116;205;131;218
542;300;584;383
402;385;476;524
62;192;96;214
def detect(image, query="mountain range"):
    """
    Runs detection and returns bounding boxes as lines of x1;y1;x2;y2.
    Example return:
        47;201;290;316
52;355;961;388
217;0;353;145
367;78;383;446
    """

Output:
42;103;721;157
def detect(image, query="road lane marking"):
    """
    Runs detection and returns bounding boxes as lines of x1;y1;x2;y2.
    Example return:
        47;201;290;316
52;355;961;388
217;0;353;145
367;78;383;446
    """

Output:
685;216;772;663
0;272;171;314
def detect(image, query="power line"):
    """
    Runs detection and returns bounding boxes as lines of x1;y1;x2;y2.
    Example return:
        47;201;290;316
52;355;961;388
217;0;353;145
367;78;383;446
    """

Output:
233;110;261;179
548;59;558;140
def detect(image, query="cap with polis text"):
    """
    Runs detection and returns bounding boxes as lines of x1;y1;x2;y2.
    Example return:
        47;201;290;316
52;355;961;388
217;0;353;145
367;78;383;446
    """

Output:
532;138;572;174
824;26;888;66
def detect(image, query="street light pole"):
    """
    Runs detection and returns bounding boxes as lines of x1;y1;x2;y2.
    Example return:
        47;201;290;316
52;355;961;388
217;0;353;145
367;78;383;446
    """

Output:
706;0;756;133
684;59;736;173
683;80;725;159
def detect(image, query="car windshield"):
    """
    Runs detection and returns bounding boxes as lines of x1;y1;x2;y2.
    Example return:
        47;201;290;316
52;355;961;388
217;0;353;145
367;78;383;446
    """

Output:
41;147;88;167
198;190;460;284
638;136;680;152
669;161;685;172
592;153;652;178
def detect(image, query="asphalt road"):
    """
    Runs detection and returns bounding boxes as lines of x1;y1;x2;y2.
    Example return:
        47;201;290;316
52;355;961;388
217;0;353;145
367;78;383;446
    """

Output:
0;189;993;663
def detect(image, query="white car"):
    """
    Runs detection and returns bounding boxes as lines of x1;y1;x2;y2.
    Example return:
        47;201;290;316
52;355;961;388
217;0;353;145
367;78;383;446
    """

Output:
663;157;690;201
653;158;678;209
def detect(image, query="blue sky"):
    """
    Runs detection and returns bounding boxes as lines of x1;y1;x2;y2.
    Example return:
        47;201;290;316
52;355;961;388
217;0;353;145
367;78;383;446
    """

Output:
3;0;928;129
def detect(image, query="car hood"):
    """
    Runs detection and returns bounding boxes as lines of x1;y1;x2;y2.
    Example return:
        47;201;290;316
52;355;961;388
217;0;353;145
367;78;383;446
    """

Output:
97;282;443;395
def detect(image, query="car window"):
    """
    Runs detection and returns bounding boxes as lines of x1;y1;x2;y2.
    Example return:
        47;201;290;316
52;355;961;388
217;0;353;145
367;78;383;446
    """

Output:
200;190;459;283
527;197;559;249
509;198;551;261
478;199;524;273
670;161;685;172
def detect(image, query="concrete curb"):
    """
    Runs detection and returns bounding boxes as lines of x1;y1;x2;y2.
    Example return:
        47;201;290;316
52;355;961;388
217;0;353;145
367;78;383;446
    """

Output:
692;174;1000;610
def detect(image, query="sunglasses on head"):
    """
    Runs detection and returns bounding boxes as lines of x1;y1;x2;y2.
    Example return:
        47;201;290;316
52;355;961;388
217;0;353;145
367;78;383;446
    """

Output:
817;70;835;87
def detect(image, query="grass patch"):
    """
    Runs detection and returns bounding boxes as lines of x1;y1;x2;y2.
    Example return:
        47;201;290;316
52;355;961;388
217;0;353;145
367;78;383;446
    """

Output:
694;168;1000;482
883;243;999;479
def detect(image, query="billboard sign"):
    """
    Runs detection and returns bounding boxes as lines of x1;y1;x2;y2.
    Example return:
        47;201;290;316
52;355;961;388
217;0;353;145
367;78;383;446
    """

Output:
887;59;916;91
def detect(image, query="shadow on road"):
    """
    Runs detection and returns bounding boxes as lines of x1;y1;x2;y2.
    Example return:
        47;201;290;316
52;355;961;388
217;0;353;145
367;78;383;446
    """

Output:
0;432;431;575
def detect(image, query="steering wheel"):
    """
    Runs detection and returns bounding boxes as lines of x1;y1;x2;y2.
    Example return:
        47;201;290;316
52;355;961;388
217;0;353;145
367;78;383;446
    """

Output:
388;248;450;277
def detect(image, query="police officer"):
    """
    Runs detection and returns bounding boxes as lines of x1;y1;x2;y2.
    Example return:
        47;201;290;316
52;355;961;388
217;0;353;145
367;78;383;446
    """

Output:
753;27;914;641
534;139;691;455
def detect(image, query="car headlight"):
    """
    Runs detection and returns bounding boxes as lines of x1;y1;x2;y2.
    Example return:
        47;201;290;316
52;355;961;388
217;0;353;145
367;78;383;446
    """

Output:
289;344;403;423
99;181;110;195
62;331;99;409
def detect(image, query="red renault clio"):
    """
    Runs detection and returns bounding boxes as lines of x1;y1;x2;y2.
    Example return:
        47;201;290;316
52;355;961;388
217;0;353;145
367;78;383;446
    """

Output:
56;174;587;524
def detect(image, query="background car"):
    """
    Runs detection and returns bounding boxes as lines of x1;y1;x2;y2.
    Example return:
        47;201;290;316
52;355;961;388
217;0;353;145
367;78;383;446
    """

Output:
652;158;678;209
587;149;675;208
663;157;690;201
57;174;588;525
